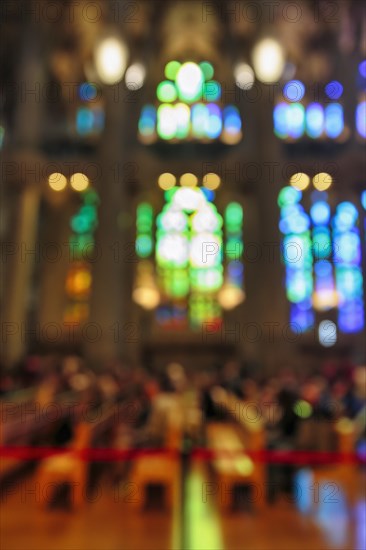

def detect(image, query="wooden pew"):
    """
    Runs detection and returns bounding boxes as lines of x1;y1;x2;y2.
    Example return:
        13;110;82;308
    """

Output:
307;417;362;506
210;387;265;452
1;388;35;477
0;387;75;479
128;394;183;510
209;387;266;503
35;402;117;508
206;421;265;511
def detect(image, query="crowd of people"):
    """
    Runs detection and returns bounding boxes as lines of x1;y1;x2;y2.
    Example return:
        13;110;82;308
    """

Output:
1;353;365;504
1;353;365;449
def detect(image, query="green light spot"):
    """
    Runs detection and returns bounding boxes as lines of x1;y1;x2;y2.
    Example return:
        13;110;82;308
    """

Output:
136;235;153;258
203;81;221;102
225;202;243;225
294;400;313;418
165;60;181;80
200;61;214;81
82;189;100;205
71;214;95;234
157;81;178;103
278;186;302;208
69;234;94;258
164;188;178;202
225;238;243;260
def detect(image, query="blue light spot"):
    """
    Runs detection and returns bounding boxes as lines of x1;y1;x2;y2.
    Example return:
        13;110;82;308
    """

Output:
314;260;332;277
310;201;331;225
207;115;223;138
283;80;306;102
334;202;358;230
324;103;344;138
201;188;215;202
290;304;314;331
286;103;305;138
334;232;360;264
361;190;366;210
141;105;156;120
224;114;241;133
325;81;343;100
356;101;366;138
359;60;366;79
223;106;239;117
76;108;94;135
306;103;324;138
297;298;313;311
274;103;289;138
79;82;98;101
280;204;304;219
228;261;244;278
338;300;364;333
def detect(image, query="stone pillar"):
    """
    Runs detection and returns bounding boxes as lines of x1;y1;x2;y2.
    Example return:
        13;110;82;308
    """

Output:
261;99;289;373
242;83;290;375
2;13;44;367
38;200;75;340
2;185;41;366
84;84;127;368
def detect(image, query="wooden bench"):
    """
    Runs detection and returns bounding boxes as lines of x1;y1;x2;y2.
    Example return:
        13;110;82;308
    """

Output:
210;387;265;451
206;421;265;511
0;387;76;479
1;388;35;477
209;387;266;504
305;417;363;506
35;402;117;508
128;394;183;510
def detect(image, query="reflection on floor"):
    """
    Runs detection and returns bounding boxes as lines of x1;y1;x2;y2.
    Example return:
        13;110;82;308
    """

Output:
1;467;365;550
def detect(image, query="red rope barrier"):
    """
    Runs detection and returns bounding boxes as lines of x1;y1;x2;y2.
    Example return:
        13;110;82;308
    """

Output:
0;446;365;465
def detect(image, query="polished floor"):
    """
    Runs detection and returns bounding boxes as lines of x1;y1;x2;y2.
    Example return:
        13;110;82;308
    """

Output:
1;464;365;550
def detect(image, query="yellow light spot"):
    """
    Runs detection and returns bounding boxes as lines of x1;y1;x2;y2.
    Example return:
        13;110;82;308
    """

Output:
221;130;242;145
158;173;176;190
236;455;254;475
337;417;354;434
218;285;245;309
180;173;198;187
203;173;221;190
70;173;89;192
312;289;339;311
48;173;67;192
290;172;310;191
66;267;92;297
313;172;333;191
74;270;92;292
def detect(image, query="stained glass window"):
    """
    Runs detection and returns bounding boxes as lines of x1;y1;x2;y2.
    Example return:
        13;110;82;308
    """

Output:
134;175;245;329
64;188;100;323
278;174;365;336
138;61;242;144
274;80;346;142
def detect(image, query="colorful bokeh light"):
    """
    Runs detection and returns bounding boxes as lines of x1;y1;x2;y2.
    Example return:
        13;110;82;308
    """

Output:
64;187;99;323
138;61;242;144
135;175;245;327
274;81;346;141
278;176;365;335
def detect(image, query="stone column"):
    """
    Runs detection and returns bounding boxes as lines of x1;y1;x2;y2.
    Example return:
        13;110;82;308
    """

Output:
37;200;75;341
2;13;44;367
84;83;127;368
2;185;41;366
